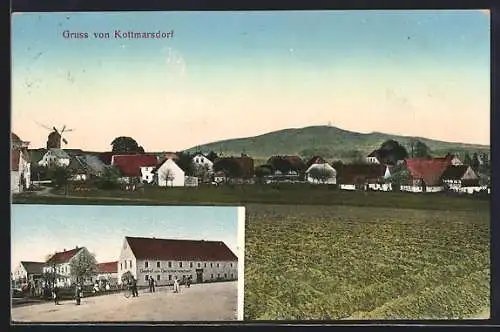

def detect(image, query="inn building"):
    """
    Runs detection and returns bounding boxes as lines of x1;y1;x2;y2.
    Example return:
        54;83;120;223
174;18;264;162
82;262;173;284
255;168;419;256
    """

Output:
118;236;238;287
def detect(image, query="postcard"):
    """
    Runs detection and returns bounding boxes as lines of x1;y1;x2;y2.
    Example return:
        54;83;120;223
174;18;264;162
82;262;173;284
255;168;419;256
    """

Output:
11;10;491;321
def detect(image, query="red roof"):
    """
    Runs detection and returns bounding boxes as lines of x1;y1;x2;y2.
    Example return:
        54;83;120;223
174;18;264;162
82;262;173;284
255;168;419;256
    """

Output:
405;158;451;186
126;237;238;262
111;154;158;177
97;261;118;273
46;247;83;265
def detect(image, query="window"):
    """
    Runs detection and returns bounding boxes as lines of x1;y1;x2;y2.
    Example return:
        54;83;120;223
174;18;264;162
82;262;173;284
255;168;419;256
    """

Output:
217;263;219;268
145;275;149;281
211;274;214;279
217;274;220;278
168;275;172;280
120;263;123;270
157;262;160;268
231;263;233;268
157;275;160;281
190;262;193;268
224;273;227;278
231;273;233;278
197;263;201;268
145;261;149;268
210;263;213;268
129;260;132;268
179;262;182;268
168;262;172;268
204;263;207;267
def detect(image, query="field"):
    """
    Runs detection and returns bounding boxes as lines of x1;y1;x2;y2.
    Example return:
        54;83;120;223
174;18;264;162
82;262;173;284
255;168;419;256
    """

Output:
244;204;490;320
13;184;489;212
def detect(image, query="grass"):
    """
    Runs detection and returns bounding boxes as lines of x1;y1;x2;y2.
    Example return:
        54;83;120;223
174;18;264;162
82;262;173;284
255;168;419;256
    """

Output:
13;184;490;212
243;204;490;320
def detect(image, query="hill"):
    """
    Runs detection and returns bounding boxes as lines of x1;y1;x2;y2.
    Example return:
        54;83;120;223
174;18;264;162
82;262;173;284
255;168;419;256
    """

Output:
184;126;489;164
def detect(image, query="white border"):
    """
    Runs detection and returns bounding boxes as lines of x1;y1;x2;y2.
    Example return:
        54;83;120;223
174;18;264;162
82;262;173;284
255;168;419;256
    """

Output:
236;206;245;321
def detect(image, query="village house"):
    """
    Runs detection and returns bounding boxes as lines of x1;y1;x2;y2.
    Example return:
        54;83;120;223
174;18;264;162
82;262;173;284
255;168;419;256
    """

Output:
265;155;306;183
43;246;93;287
110;154;159;184
441;165;483;194
305;156;327;169
38;148;71;168
11;133;31;193
305;162;337;184
213;155;255;183
401;158;450;193
153;158;186;187
12;261;45;289
192;153;214;173
366;150;382;164
336;164;390;191
96;261;119;286
118;236;238;287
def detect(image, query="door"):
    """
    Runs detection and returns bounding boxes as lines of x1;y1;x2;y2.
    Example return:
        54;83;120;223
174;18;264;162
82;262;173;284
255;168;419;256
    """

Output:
196;269;203;283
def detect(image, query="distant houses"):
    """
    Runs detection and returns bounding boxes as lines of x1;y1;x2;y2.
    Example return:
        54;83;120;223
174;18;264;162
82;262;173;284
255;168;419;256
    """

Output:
11;133;31;193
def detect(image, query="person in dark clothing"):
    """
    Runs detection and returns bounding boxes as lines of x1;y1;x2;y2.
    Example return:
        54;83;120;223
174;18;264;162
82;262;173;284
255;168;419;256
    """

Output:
53;285;60;305
149;276;156;293
186;276;192;288
75;283;81;305
131;278;138;297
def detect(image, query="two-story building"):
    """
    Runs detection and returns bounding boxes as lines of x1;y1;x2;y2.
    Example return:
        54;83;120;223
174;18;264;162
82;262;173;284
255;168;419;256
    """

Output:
118;236;238;287
43;246;93;287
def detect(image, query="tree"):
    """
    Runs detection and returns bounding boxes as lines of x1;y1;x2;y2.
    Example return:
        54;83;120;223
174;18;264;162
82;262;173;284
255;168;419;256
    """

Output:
93;167;120;190
388;164;410;190
254;165;272;183
307;165;335;184
463;152;472;166
111;136;145;154
192;163;211;183
48;166;72;195
206;151;219;163
379;140;409;164
69;250;98;285
176;151;194;176
214;158;242;179
412;140;431;158
269;157;292;174
471;152;480;171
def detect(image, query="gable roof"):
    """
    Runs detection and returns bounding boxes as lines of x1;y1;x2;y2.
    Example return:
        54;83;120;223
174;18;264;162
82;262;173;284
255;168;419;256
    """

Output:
336;164;387;184
153;158;184;173
46;148;71;159
305;162;336;174
404;158;451;186
111;154;158;177
97;261;118;273
21;261;45;275
125;236;238;262
441;165;472;180
306;156;327;168
46;247;84;265
367;149;381;158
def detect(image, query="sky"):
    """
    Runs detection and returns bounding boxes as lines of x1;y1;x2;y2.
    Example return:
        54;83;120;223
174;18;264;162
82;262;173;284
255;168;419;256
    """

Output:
11;10;490;151
11;205;241;271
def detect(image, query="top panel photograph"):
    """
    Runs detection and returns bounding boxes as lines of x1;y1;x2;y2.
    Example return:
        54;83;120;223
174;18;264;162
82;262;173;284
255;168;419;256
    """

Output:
11;10;490;205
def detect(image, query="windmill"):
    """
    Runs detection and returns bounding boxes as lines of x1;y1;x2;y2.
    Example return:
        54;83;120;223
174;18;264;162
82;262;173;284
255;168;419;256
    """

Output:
36;122;74;149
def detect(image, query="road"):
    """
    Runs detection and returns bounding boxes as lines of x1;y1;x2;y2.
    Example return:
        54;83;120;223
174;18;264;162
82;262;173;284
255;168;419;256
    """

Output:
11;281;238;322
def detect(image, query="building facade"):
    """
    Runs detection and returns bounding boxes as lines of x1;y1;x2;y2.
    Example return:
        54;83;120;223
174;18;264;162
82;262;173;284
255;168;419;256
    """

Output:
12;261;45;288
43;247;93;287
118;236;238;287
37;148;71;168
11;133;31;193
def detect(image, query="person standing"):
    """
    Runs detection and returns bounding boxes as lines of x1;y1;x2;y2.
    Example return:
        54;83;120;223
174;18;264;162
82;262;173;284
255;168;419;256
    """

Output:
187;276;192;288
148;276;154;293
132;277;138;297
173;277;180;293
75;283;81;305
53;285;60;305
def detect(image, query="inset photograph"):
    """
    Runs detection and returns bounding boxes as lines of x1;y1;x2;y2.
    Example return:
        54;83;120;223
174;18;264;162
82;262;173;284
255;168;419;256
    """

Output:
11;205;244;323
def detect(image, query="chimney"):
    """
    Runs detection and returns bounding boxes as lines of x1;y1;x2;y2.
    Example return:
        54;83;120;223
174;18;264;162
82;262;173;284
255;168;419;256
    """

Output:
63;249;66;252
76;246;78;249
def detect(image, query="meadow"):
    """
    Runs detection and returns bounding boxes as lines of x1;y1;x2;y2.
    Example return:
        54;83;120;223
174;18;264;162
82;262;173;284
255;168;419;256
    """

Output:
244;204;490;320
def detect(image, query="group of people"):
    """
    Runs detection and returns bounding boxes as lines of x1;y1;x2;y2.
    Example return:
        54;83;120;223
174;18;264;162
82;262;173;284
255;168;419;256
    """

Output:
125;275;193;297
51;283;83;305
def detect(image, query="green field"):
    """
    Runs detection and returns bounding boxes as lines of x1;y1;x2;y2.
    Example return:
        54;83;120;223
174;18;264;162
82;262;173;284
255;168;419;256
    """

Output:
13;185;489;212
244;204;490;320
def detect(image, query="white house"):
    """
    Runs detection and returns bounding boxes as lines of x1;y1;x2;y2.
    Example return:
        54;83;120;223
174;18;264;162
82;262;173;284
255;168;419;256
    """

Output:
43;246;93;287
12;261;45;289
11;133;31;193
38;148;71;168
155;158;185;187
118;236;238;287
141;166;156;184
305;163;337;184
441;165;484;194
192;154;214;173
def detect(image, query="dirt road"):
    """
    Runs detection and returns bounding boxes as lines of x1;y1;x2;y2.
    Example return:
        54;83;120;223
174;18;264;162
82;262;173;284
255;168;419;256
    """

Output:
11;281;238;322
